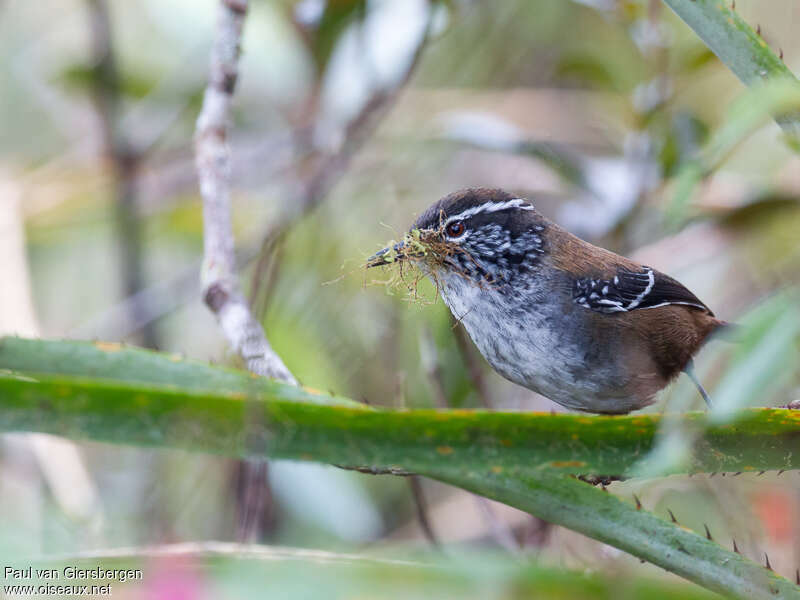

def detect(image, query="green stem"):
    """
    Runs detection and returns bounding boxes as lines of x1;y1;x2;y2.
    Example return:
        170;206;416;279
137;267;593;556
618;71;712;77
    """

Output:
436;468;798;600
662;0;800;138
0;371;797;477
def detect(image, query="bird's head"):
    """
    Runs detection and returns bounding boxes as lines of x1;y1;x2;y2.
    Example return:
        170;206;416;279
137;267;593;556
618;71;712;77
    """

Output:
367;188;547;287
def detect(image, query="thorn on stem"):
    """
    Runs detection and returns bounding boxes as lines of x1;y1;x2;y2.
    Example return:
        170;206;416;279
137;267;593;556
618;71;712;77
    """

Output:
732;472;742;477
733;538;740;554
765;553;773;571
778;469;785;476
731;0;735;10
704;524;713;541
758;471;766;476
668;509;678;524
709;472;716;478
795;568;799;585
779;48;784;61
757;24;762;36
634;494;642;510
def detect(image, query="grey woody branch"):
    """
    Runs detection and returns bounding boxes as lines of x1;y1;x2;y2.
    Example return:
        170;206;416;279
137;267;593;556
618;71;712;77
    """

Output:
195;0;295;383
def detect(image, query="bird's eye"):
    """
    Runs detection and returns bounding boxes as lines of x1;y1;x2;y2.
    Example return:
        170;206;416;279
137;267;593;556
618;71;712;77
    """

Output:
445;221;466;238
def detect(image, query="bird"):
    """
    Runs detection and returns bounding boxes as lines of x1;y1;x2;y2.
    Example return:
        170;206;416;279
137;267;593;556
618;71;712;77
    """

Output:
368;188;725;414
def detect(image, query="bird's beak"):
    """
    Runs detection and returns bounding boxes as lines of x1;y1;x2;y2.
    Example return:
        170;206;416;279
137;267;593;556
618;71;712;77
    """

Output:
366;241;408;268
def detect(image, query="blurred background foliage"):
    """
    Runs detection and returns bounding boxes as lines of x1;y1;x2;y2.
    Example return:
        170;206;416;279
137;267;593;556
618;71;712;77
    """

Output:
1;0;799;597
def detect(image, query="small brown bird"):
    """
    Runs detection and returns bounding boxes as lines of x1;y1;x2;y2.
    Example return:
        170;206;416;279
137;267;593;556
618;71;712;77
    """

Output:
369;188;724;414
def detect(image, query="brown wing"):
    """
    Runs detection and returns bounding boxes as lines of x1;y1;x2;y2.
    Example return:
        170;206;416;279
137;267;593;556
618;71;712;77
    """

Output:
547;220;722;381
573;266;712;315
546;221;712;315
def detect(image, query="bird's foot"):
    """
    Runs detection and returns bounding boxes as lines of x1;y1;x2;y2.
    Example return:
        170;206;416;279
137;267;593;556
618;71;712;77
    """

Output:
577;474;626;486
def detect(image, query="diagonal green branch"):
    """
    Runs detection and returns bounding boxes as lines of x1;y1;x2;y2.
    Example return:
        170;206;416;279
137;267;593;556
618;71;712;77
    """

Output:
435;469;795;600
662;0;800;138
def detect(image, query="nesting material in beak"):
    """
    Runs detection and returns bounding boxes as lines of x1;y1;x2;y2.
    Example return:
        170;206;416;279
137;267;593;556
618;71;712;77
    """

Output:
366;229;434;269
365;226;478;302
366;241;408;268
366;225;474;273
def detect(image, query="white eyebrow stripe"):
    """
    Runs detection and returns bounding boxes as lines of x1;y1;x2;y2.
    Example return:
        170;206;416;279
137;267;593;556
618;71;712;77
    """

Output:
444;199;533;224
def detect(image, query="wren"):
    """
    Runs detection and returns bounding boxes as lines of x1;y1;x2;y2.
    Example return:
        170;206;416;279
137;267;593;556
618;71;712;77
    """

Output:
369;188;723;414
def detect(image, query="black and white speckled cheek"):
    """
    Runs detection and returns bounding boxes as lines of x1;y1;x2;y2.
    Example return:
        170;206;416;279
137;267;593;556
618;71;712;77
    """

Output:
453;224;547;287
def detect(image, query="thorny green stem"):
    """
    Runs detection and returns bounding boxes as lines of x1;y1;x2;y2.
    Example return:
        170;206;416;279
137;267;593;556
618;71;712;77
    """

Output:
663;0;800;140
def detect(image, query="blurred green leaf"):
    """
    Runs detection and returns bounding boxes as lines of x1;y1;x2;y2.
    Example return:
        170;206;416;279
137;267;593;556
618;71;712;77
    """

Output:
0;336;359;406
555;53;617;89
56;64;157;99
679;46;717;73
711;292;800;422
22;544;718;600
666;79;800;227
657;112;709;177
295;0;367;75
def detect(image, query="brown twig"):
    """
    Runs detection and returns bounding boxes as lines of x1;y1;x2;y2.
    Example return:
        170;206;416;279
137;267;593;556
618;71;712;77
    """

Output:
85;0;157;349
233;459;274;542
473;495;521;553
408;475;440;548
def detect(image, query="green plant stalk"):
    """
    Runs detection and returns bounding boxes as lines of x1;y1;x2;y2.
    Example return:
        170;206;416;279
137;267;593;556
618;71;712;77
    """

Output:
0;370;798;476
435;469;796;600
1;374;798;598
0;337;798;475
662;0;800;138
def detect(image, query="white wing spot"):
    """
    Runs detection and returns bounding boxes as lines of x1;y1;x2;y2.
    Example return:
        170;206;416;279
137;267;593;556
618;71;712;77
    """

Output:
625;267;654;310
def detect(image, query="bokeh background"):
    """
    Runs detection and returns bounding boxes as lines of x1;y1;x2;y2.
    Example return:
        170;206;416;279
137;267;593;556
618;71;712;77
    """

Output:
1;0;799;597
